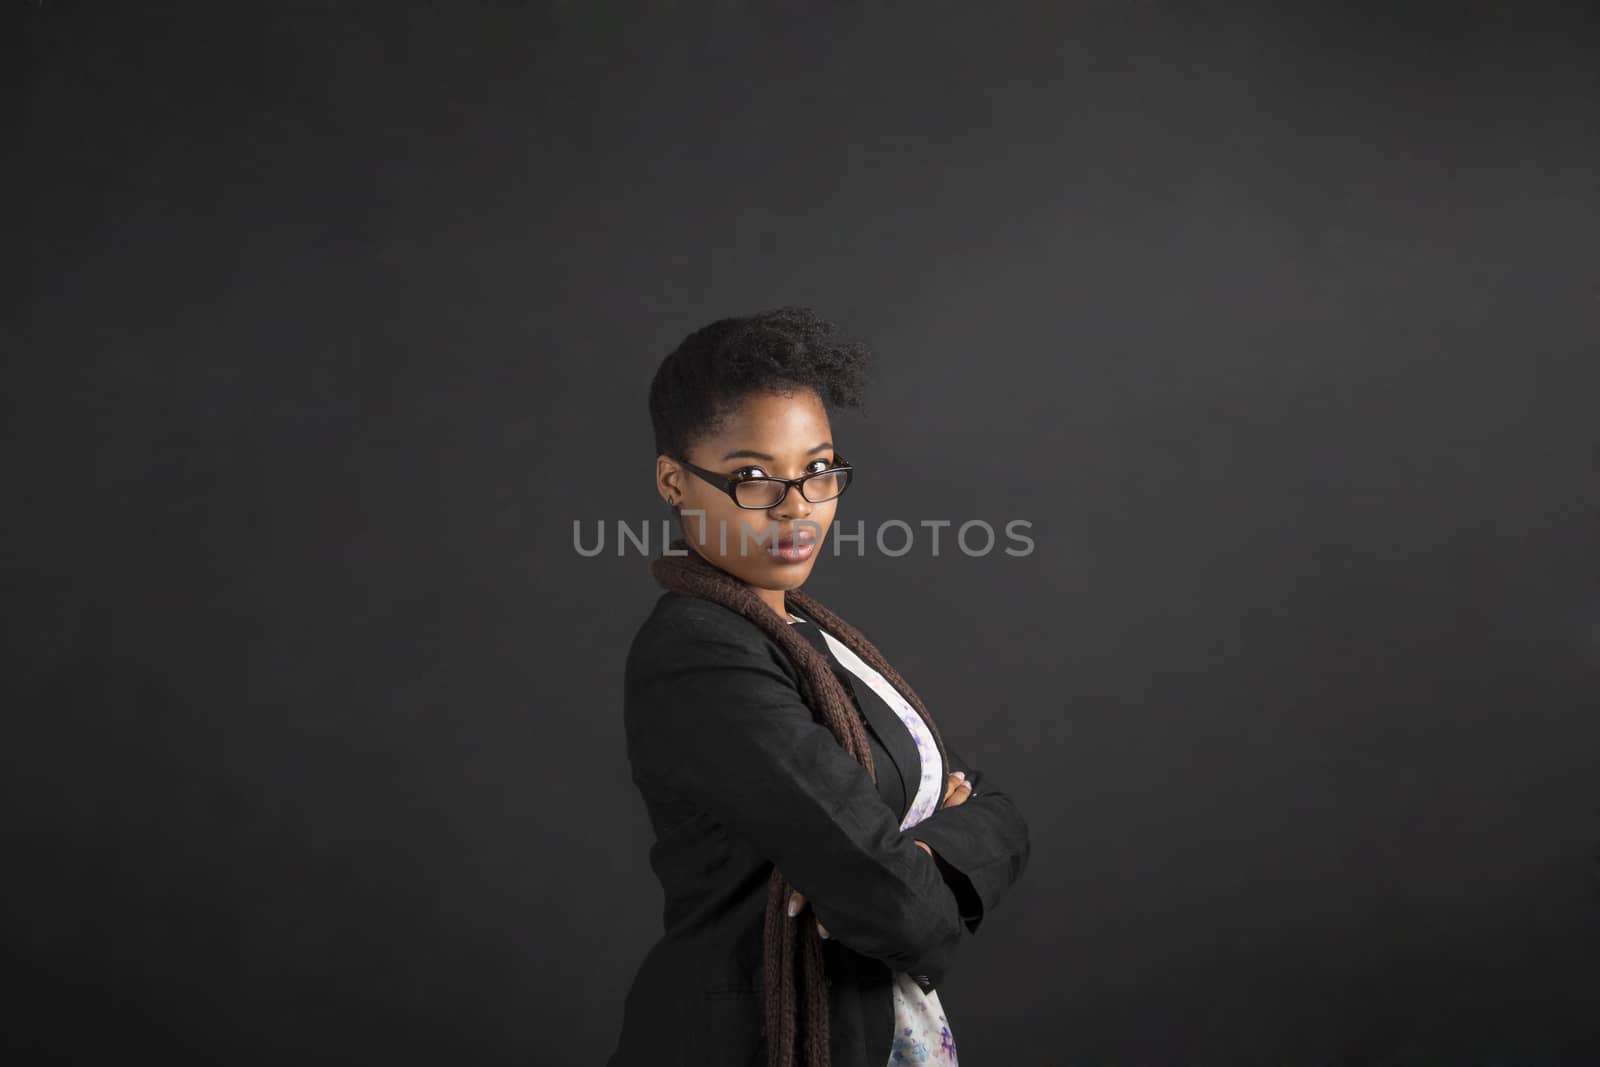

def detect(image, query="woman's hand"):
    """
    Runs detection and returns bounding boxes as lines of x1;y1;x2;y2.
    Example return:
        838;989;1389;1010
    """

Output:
942;769;972;808
787;772;972;938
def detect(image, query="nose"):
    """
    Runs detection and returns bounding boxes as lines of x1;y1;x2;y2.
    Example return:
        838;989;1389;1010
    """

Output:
769;482;812;520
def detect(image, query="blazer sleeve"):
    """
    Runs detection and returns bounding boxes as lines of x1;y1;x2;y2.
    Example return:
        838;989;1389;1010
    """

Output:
625;609;967;987
904;738;1031;935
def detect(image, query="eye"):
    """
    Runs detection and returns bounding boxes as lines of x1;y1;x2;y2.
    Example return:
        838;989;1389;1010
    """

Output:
806;459;832;474
732;466;767;480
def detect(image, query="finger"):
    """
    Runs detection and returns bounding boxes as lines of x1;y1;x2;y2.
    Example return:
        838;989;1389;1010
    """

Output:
816;918;830;939
786;889;807;917
945;779;974;807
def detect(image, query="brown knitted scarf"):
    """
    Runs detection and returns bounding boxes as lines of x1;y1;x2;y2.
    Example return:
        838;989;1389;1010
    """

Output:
650;537;949;1067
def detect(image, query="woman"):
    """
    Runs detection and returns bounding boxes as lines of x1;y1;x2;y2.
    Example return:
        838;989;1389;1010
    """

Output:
609;307;1031;1066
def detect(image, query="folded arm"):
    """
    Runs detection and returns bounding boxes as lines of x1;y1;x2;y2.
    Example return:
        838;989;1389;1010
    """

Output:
625;611;967;984
905;739;1031;934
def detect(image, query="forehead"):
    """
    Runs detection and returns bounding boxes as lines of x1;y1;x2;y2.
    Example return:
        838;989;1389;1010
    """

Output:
699;389;832;450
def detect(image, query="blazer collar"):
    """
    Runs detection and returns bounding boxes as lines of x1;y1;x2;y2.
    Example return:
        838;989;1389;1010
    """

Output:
788;621;920;822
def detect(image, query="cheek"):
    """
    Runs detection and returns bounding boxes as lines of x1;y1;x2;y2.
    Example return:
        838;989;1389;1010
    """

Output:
685;498;751;545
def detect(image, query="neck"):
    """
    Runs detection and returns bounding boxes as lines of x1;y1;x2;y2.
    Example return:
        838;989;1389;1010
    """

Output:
666;539;796;621
755;587;790;620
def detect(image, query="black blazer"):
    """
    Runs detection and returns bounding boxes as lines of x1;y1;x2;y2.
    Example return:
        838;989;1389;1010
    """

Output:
608;591;1031;1066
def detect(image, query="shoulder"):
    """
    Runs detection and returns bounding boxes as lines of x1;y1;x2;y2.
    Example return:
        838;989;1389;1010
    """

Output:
625;590;796;679
622;592;808;753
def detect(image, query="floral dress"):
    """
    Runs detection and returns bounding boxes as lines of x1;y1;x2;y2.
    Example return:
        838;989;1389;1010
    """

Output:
789;611;959;1065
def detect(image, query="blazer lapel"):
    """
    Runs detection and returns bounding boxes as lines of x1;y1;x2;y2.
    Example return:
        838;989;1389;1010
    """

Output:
790;623;920;822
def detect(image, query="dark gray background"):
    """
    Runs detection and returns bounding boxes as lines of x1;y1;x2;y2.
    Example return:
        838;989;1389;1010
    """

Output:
11;2;1599;1064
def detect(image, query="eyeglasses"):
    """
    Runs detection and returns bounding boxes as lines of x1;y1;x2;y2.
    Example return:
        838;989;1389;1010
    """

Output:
673;453;855;510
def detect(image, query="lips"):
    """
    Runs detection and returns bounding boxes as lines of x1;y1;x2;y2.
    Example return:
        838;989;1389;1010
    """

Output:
769;538;817;565
774;528;818;549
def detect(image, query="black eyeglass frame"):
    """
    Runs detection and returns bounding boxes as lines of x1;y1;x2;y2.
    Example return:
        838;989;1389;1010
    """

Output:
672;453;856;511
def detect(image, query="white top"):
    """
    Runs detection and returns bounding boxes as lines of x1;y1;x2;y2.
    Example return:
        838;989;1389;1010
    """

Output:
787;609;959;1063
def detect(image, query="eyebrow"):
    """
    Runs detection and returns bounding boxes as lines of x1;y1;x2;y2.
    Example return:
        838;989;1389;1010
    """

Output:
719;442;833;462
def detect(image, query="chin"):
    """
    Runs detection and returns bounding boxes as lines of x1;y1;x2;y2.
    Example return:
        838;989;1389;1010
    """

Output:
747;557;817;589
